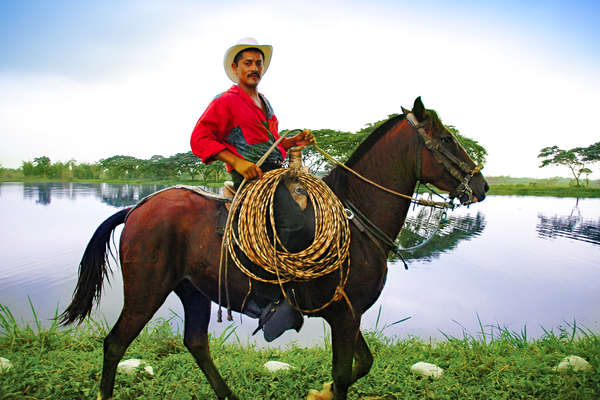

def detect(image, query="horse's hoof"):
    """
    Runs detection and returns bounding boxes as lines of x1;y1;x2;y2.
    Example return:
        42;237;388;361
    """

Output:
97;394;112;400
306;382;333;400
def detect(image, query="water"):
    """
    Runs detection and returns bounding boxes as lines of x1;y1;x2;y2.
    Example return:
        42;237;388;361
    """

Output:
1;182;599;347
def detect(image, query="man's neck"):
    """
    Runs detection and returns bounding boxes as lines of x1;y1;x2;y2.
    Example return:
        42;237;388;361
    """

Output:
238;83;259;100
238;83;265;113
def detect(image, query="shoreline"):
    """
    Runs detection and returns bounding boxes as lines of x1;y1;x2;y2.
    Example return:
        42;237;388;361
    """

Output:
2;177;599;198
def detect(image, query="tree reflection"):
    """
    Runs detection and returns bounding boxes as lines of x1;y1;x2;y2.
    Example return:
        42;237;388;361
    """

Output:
23;182;54;205
98;184;167;207
537;200;600;245
20;182;221;208
393;209;487;262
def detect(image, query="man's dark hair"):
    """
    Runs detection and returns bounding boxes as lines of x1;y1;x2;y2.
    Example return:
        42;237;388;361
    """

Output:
233;47;265;65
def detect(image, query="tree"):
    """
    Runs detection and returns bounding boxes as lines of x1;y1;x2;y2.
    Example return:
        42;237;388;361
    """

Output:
33;156;51;176
577;141;600;163
300;128;358;174
298;115;487;175
538;144;597;187
446;126;487;166
100;155;141;179
174;152;204;180
141;155;178;179
22;161;35;176
580;167;592;186
73;162;102;179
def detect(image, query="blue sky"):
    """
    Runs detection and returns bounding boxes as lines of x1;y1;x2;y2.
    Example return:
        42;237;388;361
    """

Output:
1;0;599;178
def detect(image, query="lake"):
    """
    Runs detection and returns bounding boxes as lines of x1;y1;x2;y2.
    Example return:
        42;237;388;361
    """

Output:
1;182;599;347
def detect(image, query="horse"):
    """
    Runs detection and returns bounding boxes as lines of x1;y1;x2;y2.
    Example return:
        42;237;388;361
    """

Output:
61;97;488;400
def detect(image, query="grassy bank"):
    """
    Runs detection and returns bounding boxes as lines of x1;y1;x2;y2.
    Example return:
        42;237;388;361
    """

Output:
1;306;598;399
485;176;600;198
487;184;600;197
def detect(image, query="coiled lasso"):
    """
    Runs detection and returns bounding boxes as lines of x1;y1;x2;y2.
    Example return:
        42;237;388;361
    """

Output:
223;167;352;314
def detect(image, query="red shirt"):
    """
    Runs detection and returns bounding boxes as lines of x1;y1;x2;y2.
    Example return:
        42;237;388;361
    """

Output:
190;85;285;171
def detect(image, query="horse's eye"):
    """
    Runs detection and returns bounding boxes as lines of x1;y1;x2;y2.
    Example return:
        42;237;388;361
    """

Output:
441;136;453;144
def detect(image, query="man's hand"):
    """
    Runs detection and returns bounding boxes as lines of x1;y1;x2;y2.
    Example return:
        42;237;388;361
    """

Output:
297;129;316;146
216;150;263;180
283;130;315;150
232;157;263;180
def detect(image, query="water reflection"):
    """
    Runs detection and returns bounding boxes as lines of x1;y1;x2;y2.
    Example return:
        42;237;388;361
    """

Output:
537;200;600;245
396;208;486;262
98;184;168;207
23;182;55;205
20;182;220;208
2;186;600;344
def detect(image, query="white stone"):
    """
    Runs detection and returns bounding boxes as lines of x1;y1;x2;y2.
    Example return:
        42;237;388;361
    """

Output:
117;358;154;376
554;355;592;373
0;357;12;373
410;362;443;379
263;360;293;372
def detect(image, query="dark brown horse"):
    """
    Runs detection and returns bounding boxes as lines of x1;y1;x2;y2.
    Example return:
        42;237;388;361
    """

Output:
61;97;488;400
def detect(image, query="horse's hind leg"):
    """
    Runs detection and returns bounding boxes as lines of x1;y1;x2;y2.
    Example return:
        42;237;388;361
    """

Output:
175;279;239;400
98;288;170;399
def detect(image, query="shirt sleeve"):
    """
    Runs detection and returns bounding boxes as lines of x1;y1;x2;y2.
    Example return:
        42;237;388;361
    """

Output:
190;96;231;164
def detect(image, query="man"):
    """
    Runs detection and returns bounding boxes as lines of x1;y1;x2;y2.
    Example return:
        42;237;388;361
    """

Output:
190;38;312;341
190;37;313;188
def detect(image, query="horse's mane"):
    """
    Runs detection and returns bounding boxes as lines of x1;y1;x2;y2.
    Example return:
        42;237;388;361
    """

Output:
424;109;445;133
323;114;406;198
345;114;406;168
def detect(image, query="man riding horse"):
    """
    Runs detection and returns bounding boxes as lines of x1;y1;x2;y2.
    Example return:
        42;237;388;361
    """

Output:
190;37;316;340
190;37;314;187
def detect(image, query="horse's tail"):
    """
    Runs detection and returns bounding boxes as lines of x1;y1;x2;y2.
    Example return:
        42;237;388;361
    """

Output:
60;208;131;325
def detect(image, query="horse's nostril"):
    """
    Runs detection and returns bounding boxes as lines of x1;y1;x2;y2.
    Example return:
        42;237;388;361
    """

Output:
484;182;490;192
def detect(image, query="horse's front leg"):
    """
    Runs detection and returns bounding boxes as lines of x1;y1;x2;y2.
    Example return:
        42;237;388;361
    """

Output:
327;312;360;400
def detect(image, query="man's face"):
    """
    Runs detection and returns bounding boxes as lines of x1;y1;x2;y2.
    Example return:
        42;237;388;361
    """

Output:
232;50;264;88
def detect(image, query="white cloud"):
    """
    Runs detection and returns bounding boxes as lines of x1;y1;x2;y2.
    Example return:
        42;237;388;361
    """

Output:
1;0;598;179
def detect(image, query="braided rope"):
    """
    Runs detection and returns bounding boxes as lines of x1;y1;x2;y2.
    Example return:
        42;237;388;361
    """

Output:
225;168;352;314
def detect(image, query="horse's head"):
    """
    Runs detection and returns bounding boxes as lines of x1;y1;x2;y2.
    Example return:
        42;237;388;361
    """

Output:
402;97;489;204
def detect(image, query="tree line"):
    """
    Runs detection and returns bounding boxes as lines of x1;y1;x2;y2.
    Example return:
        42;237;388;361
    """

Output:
538;142;600;186
16;152;224;182
5;116;488;182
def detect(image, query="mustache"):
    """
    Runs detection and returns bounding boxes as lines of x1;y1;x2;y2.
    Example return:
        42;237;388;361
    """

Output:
247;72;261;78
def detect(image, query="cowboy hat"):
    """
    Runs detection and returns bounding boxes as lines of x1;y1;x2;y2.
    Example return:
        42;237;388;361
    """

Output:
223;37;272;83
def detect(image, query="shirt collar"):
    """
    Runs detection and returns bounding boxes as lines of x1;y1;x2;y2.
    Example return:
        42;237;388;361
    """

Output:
231;85;268;118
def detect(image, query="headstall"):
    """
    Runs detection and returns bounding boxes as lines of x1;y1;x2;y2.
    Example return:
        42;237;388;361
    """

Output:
406;113;482;205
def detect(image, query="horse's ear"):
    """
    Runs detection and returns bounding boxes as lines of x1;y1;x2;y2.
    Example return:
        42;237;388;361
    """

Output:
401;106;410;115
413;96;425;120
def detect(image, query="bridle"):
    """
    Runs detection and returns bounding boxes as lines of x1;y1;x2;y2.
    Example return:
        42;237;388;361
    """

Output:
406;113;483;205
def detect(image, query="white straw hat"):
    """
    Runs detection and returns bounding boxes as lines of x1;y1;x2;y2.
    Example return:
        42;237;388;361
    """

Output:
223;37;272;83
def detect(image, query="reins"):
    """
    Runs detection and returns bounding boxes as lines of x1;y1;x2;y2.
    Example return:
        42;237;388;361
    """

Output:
312;141;452;209
217;113;482;321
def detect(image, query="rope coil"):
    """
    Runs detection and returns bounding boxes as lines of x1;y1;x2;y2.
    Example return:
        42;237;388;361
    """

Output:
224;168;352;313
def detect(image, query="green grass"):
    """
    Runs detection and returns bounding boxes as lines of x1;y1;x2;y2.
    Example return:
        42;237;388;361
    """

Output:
487;184;600;198
485;176;600;198
1;304;598;400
